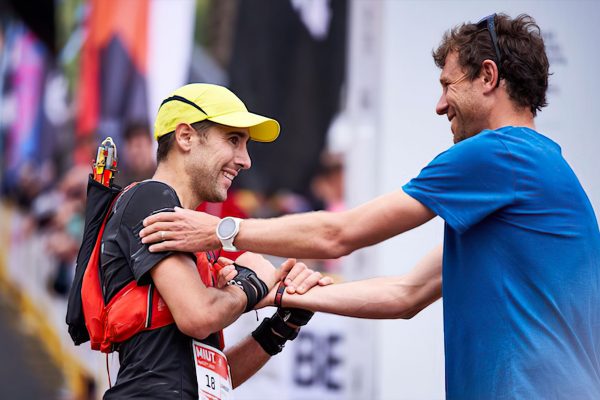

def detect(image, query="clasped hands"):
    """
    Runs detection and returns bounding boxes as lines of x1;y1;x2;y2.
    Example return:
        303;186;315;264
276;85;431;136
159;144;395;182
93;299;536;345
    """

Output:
215;251;332;310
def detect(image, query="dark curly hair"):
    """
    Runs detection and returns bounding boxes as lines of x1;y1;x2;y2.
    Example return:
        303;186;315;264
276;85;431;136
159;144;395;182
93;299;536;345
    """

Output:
433;13;549;116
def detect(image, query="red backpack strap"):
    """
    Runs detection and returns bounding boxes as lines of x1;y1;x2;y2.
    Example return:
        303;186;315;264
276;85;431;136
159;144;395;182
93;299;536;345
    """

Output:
147;284;175;330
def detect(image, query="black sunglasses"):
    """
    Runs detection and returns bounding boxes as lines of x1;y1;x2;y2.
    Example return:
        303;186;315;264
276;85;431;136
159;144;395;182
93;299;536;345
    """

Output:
476;13;502;87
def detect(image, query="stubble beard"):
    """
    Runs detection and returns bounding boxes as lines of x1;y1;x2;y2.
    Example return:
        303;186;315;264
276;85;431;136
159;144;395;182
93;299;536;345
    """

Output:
194;173;226;203
454;127;478;144
453;129;468;144
453;103;482;143
451;118;467;143
186;161;227;204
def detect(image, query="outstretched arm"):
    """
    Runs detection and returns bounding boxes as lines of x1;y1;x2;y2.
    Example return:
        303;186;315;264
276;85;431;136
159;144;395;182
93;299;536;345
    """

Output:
140;190;435;259
263;244;443;319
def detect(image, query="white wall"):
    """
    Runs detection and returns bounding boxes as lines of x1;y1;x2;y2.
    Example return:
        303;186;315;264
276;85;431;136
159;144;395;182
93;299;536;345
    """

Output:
345;1;600;399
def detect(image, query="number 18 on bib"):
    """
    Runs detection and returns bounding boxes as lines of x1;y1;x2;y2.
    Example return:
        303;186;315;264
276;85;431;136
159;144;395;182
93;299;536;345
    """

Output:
194;340;233;400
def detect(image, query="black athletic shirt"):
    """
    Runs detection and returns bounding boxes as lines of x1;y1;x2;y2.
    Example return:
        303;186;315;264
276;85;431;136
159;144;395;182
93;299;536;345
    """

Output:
100;181;220;399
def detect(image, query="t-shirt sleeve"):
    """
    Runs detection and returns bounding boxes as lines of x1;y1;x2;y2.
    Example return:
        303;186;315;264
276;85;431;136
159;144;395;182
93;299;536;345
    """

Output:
402;132;515;233
117;182;194;285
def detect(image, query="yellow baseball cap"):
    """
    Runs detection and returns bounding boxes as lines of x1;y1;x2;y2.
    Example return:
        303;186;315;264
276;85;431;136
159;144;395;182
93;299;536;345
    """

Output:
154;83;280;142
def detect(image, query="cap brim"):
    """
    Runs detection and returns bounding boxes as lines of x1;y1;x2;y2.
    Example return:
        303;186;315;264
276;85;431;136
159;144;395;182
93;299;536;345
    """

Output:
209;111;280;142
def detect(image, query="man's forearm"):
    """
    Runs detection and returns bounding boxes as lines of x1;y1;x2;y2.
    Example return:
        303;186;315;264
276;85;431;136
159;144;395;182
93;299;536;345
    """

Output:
235;211;346;259
233;191;435;259
225;336;271;388
279;244;443;319
202;285;250;331
279;277;436;319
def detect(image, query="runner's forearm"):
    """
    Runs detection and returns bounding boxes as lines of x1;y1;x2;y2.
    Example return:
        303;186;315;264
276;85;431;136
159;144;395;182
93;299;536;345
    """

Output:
226;336;271;388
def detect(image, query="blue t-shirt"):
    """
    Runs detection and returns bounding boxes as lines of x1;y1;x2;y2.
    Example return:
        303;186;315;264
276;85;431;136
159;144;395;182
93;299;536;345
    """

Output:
403;126;600;399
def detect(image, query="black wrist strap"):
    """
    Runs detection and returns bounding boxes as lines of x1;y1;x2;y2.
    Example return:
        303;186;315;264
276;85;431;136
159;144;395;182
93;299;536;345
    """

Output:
270;312;299;340
251;318;287;356
251;307;312;356
276;307;314;326
227;263;269;312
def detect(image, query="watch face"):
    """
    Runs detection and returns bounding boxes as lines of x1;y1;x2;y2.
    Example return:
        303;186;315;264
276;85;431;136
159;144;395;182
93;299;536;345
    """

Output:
218;218;236;238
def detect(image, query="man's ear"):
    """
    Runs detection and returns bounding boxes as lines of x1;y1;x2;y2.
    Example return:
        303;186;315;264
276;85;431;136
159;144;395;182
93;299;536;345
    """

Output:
480;59;500;92
174;123;195;152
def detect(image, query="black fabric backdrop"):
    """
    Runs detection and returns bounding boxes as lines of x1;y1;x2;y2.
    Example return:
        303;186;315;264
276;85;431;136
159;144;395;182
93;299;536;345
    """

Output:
228;0;347;195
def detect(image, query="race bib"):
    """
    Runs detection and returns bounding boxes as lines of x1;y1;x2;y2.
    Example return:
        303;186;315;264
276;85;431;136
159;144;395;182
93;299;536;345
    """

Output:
193;340;233;400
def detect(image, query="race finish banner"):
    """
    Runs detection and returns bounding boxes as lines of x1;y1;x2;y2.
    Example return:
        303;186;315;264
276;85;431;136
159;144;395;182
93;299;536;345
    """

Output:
287;313;348;400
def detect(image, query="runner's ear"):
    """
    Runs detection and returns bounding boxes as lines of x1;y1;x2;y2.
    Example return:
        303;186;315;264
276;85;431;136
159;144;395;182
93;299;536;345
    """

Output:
174;123;195;152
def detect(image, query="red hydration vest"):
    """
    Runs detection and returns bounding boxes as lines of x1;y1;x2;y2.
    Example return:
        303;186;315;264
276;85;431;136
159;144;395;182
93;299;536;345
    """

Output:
81;190;224;353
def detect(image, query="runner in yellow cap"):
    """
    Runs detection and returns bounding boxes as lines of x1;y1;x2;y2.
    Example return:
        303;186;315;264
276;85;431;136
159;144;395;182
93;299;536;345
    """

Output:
83;83;329;400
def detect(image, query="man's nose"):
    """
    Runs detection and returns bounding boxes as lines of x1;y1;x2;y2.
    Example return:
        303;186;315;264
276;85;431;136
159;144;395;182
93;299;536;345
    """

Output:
236;147;251;170
436;93;448;115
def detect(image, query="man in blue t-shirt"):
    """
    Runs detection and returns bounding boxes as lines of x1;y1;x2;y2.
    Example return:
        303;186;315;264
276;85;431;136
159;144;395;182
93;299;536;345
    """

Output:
140;14;600;398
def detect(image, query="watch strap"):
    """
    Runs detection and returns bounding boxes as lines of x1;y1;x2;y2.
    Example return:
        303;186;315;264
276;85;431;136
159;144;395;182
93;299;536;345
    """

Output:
217;217;242;251
221;240;238;252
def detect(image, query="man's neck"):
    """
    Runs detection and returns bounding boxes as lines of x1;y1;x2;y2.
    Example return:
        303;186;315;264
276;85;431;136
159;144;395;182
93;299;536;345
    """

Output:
488;111;536;131
486;88;536;131
152;162;200;209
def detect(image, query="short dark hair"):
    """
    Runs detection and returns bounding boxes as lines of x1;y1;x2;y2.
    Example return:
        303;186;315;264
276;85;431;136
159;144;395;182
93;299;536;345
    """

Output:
156;120;216;163
433;13;549;116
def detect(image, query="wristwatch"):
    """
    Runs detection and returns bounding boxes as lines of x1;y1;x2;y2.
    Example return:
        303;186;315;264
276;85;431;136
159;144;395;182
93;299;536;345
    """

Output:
216;217;242;251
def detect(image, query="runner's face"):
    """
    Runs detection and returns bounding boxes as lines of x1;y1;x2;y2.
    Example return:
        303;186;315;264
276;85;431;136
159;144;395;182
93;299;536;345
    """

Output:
436;52;483;143
186;125;251;202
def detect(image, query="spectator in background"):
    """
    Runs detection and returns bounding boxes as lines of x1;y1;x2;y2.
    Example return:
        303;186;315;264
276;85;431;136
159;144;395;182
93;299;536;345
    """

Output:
115;122;155;187
40;165;88;296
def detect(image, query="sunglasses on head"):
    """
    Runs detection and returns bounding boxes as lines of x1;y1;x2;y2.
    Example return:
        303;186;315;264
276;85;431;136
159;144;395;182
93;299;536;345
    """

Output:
476;13;502;87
